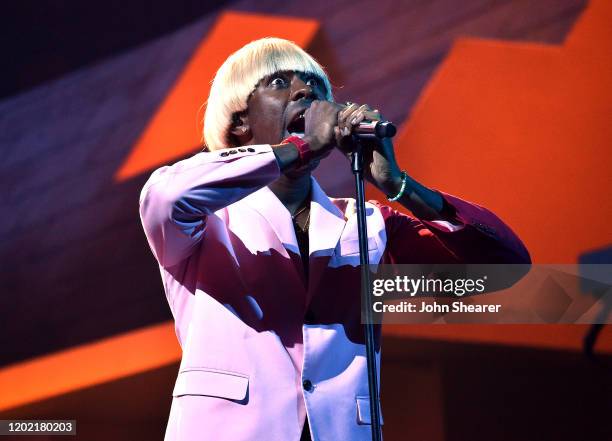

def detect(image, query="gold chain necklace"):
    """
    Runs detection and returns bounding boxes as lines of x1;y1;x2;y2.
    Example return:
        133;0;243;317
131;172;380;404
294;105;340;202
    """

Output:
292;205;311;232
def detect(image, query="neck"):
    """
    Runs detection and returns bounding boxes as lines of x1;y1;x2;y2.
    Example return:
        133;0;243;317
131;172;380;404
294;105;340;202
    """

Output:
269;172;312;216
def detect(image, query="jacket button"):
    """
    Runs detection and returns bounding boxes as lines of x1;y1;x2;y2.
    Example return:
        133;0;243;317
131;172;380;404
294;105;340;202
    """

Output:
220;151;229;157
229;149;237;154
247;147;255;152
303;379;314;392
238;148;246;152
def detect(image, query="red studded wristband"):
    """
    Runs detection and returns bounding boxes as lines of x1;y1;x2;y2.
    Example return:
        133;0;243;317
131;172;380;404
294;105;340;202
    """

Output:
282;135;312;167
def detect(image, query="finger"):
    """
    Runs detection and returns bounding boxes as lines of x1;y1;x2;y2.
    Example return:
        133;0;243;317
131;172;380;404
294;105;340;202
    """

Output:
338;106;359;133
340;105;364;129
339;103;359;122
340;102;359;116
343;101;358;113
349;105;369;126
334;126;351;143
334;126;346;142
352;103;382;122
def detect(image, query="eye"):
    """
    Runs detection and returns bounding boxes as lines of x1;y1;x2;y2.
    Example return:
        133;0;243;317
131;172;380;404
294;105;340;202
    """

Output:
269;76;287;87
306;77;319;87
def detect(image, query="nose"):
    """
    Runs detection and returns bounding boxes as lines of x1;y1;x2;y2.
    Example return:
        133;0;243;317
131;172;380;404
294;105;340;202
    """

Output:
290;77;314;102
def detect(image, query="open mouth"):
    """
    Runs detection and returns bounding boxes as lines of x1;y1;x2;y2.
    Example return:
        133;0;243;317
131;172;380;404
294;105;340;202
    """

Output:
286;110;306;138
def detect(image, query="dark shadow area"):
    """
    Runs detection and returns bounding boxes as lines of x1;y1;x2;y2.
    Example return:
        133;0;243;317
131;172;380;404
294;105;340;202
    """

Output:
381;335;612;441
1;0;232;99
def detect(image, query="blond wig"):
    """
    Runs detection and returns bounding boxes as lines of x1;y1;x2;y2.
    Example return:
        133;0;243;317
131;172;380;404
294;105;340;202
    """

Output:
203;37;333;151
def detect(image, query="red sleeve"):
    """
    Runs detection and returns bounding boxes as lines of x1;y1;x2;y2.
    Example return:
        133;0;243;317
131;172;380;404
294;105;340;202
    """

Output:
371;191;531;264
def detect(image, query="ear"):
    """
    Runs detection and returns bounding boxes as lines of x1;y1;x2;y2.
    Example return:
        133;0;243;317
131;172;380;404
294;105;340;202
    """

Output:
229;111;251;142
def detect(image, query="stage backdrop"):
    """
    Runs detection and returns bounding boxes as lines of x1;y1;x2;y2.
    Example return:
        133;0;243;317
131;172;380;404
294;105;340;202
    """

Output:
1;1;610;440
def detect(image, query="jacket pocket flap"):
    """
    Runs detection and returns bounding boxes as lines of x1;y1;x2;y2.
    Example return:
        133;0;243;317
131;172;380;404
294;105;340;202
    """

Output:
173;368;249;401
356;396;384;425
340;237;378;256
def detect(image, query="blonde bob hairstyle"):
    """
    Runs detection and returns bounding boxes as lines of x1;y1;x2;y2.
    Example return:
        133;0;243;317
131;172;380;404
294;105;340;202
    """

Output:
203;37;334;151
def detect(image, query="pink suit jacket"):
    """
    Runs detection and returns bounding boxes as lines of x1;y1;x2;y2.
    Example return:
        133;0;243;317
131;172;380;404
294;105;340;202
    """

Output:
139;144;530;441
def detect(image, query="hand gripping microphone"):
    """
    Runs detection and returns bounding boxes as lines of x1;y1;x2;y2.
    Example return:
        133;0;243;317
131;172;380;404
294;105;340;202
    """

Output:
342;102;397;138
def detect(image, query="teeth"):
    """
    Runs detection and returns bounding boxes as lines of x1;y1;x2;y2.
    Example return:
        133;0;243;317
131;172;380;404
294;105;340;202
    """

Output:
290;132;305;138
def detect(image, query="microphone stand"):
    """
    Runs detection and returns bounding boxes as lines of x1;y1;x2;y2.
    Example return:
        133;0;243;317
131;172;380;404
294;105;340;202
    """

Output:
351;137;383;441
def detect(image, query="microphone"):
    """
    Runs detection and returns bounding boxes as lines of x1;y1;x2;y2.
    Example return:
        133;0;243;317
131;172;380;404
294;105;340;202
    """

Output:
341;101;397;138
354;120;397;139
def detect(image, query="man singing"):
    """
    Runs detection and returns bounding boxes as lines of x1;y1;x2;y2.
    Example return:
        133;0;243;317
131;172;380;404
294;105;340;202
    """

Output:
139;37;530;441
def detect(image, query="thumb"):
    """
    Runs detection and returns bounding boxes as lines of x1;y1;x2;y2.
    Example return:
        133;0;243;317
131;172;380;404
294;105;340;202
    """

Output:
335;127;355;154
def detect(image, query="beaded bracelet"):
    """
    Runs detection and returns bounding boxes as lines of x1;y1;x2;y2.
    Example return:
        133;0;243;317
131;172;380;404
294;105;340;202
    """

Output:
387;171;408;202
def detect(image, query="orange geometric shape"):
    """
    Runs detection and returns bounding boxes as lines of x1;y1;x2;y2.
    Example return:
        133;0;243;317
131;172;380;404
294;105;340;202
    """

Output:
115;11;320;181
0;322;180;412
373;0;611;264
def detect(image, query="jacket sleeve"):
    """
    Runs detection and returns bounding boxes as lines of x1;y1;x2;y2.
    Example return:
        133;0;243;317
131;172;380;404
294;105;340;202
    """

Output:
139;145;280;268
373;191;531;264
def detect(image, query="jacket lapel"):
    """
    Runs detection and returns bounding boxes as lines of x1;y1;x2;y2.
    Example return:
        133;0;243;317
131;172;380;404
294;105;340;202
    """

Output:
242;184;311;289
242;185;299;257
241;178;347;295
307;178;347;295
